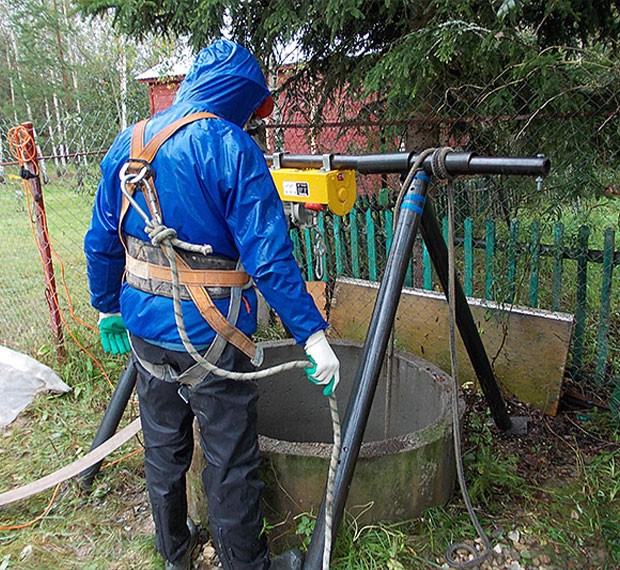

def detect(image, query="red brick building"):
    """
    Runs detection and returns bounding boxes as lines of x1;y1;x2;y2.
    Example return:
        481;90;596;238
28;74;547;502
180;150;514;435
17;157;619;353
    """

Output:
135;60;391;160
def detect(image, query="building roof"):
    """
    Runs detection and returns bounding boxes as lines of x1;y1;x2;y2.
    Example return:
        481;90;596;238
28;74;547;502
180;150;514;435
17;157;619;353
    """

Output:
135;57;192;82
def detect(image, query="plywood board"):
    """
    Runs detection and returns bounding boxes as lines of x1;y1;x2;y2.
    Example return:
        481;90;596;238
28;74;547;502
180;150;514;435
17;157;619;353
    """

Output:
306;281;328;320
329;278;574;415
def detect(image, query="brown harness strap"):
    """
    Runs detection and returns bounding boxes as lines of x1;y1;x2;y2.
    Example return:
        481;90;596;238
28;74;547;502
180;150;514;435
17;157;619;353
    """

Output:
136;112;218;163
129;118;148;158
174;252;258;359
120;112;219;239
119;118;149;232
126;255;251;288
119;112;259;361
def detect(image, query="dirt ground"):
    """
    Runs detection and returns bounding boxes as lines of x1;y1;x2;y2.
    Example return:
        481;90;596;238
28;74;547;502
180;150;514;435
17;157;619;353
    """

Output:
449;388;618;570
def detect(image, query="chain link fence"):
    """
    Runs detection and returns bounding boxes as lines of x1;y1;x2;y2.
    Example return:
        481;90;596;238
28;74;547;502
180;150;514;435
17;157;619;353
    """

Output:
1;70;618;406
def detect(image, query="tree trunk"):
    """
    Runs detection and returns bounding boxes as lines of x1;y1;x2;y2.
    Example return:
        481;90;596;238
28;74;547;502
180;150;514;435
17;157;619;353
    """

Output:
52;92;67;174
44;99;61;176
0;133;6;183
118;35;128;130
52;0;71;112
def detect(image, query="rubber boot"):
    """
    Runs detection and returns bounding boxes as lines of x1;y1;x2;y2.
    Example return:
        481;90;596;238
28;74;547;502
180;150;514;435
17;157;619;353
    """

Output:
165;518;199;570
269;548;304;570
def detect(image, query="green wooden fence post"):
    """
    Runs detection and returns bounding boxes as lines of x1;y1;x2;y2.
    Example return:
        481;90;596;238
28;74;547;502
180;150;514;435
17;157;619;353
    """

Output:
506;219;519;303
384;210;394;284
551;222;564;312
402;213;418;289
290;229;302;268
595;227;615;386
571;225;590;380
350;206;360;279
528;219;541;308
384;210;393;255
423;242;432;290
464;217;473;296
485;219;495;301
333;216;344;276
366;208;377;281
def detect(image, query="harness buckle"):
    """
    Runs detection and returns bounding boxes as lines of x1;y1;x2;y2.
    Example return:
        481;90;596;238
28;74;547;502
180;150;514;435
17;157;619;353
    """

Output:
119;162;147;187
122;157;156;181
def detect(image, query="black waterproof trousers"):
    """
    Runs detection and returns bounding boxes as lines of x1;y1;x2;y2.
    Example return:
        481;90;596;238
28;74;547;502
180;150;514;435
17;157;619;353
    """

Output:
134;338;270;569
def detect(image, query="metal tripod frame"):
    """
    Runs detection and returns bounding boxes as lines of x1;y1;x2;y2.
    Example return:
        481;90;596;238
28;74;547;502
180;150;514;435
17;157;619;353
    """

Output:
80;150;549;569
302;152;549;569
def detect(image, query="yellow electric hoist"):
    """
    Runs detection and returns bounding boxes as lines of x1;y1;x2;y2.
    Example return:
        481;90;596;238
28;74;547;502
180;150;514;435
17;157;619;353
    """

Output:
270;154;357;229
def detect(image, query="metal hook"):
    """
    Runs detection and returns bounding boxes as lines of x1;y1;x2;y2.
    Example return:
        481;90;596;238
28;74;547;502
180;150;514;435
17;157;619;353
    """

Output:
313;229;326;280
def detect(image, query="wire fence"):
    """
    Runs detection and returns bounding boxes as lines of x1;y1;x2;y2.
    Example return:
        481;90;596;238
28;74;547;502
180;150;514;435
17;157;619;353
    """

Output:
0;74;618;410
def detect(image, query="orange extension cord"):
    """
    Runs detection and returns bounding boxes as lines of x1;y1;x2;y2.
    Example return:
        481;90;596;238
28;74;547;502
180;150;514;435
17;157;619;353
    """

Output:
2;126;142;532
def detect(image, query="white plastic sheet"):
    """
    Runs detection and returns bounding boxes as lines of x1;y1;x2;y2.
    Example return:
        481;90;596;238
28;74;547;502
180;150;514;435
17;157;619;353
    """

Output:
0;346;71;428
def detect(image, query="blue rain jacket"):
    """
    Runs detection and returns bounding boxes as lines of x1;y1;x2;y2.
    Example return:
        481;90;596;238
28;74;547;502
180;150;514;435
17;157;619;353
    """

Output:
84;40;327;349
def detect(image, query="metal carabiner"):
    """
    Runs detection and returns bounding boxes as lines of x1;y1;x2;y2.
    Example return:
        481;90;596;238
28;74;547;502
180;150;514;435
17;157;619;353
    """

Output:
141;175;163;225
119;164;152;226
119;162;163;226
119;162;149;186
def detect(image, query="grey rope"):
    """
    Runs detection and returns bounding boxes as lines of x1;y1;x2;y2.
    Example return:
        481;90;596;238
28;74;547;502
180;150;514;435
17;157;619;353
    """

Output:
323;394;341;570
393;148;436;226
161;239;310;380
395;148;492;568
444;162;492;569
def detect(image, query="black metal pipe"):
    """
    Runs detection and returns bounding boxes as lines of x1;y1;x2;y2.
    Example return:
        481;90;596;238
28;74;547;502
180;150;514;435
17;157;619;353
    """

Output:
265;151;550;178
420;202;512;430
79;357;138;490
304;172;432;570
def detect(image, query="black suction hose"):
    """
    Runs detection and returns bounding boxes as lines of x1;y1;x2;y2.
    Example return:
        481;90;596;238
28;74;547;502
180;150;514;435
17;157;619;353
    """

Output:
79;357;138;490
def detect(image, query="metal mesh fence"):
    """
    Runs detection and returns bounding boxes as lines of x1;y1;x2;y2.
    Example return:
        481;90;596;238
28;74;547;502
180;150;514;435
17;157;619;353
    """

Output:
0;103;144;354
1;72;618;402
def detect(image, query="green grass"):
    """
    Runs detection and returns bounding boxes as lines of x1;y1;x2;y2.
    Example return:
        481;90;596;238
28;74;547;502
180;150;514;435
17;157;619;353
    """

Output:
263;393;620;570
1;346;619;569
0;174;96;351
0;347;154;570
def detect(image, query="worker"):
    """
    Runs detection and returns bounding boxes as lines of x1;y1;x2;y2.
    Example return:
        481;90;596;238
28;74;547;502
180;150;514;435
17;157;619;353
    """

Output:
84;39;340;570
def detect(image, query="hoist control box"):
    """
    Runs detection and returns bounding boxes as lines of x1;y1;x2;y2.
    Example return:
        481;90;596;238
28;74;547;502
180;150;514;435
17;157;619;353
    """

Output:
270;168;357;217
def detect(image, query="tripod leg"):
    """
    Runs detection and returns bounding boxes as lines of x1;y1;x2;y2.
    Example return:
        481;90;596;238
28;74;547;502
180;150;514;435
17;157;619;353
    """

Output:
420;201;512;431
79;357;138;490
304;172;430;569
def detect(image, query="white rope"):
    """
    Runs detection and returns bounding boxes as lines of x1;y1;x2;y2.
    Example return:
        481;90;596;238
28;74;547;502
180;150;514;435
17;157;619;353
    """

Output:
323;394;341;570
161;238;341;568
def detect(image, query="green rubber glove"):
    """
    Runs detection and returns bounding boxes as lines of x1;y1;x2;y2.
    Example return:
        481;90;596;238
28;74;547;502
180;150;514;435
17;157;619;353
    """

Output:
98;313;131;355
304;355;337;397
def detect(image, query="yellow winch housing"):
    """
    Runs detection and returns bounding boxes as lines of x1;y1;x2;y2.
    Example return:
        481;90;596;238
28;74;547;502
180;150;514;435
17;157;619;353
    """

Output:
270;168;357;216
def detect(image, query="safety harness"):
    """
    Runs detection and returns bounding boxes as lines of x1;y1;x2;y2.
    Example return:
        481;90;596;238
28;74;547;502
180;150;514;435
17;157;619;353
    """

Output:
118;112;263;375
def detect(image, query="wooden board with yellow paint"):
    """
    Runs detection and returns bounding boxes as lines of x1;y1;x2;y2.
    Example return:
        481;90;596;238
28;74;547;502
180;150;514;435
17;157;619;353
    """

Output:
328;278;574;415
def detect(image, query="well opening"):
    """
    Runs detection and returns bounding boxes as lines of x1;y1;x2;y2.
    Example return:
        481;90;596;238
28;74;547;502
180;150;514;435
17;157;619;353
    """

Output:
257;339;451;443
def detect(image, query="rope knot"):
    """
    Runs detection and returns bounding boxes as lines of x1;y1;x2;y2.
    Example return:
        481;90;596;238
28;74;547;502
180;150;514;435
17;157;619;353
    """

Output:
147;224;177;246
431;147;455;181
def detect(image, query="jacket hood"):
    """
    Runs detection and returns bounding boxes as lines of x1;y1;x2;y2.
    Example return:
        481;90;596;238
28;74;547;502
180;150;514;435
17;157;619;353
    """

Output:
173;39;271;127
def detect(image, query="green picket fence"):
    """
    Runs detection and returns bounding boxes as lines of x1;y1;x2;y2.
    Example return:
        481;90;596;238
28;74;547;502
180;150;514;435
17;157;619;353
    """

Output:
291;204;618;391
